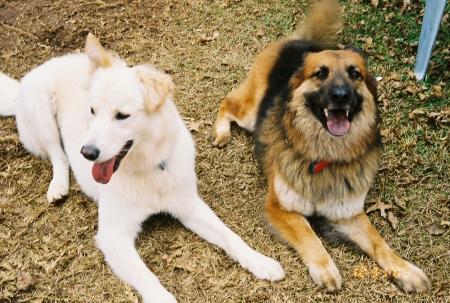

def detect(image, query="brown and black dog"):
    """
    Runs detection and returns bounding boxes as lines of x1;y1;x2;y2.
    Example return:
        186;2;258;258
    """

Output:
211;0;431;293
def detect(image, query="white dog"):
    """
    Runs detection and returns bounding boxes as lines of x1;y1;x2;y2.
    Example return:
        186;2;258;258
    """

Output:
0;34;284;302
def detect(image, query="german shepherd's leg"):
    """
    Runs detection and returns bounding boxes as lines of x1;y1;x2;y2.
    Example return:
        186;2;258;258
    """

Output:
265;183;342;293
177;196;285;281
331;213;431;292
211;80;257;147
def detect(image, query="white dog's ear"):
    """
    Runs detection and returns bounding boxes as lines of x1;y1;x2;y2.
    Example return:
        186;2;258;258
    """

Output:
85;33;114;70
134;65;174;113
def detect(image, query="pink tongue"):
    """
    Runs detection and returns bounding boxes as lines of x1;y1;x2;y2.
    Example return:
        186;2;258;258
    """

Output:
327;111;350;136
92;158;116;184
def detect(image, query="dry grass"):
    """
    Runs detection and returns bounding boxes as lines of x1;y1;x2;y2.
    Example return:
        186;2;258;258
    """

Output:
0;0;449;302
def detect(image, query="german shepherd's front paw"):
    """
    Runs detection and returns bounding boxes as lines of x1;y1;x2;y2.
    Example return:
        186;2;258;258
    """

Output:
390;262;431;293
308;260;342;293
210;128;231;147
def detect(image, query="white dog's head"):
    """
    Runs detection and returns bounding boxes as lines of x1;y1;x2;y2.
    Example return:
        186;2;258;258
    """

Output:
80;34;173;184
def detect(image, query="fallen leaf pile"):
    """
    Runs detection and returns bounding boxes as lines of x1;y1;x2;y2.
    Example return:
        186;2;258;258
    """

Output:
424;221;446;236
409;107;450;128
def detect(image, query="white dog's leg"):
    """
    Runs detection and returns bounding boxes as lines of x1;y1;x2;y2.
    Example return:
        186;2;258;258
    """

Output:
16;92;70;203
96;205;177;303
177;197;285;281
46;146;70;202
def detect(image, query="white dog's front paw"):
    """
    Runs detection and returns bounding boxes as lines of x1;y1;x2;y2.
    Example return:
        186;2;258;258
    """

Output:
308;259;342;293
390;262;431;293
143;288;177;303
240;251;285;281
47;177;69;203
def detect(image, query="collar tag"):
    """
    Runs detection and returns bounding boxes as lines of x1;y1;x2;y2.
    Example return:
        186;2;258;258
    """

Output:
158;160;167;171
310;160;329;174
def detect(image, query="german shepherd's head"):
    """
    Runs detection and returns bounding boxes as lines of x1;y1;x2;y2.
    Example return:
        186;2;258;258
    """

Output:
272;44;381;163
289;45;378;138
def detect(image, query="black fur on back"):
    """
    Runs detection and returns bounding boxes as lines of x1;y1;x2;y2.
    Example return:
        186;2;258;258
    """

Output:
254;40;323;164
255;40;323;130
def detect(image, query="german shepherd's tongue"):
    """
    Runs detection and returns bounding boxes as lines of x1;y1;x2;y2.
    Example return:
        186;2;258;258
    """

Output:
326;110;350;136
92;158;115;184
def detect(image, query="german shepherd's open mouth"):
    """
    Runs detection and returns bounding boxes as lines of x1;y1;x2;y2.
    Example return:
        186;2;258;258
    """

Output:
324;108;351;136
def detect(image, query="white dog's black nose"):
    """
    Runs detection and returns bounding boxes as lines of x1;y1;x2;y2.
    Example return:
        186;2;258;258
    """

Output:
81;145;100;161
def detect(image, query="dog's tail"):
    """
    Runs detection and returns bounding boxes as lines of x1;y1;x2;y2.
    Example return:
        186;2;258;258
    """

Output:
288;0;341;46
0;72;19;116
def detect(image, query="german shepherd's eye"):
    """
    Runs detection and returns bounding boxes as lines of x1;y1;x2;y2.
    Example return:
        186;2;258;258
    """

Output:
313;67;328;81
115;112;130;120
348;68;362;80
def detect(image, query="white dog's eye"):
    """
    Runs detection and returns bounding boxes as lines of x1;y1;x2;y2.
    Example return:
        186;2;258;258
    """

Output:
90;107;95;115
115;112;130;120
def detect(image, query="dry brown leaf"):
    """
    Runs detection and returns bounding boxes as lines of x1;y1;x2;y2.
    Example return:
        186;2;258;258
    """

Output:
16;270;35;290
401;172;418;185
397;229;407;236
254;29;265;37
185;120;201;132
199;32;219;43
431;85;443;97
405;84;417;94
436;280;450;287
408;108;427;119
418;93;427;101
390;72;401;81
441;221;450;227
387;211;399;230
380;128;390;137
393;196;406;210
385;12;395;23
427;107;450;128
424;221;446;236
366;199;392;218
371;0;378;7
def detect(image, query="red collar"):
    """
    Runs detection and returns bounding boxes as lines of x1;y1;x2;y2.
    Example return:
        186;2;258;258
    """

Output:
310;160;329;174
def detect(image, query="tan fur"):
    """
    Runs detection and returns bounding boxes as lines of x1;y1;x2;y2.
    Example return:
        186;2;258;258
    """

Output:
265;171;342;292
211;42;283;146
211;0;340;147
134;65;174;113
287;0;341;45
211;0;430;293
85;33;116;71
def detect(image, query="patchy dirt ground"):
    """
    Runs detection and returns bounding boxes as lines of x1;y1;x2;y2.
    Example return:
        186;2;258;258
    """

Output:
0;0;449;302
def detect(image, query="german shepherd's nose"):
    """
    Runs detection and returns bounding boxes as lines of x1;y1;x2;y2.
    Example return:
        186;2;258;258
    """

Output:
331;87;350;104
81;145;100;161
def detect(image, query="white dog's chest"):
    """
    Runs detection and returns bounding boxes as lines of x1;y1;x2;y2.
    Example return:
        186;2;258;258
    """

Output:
273;174;366;221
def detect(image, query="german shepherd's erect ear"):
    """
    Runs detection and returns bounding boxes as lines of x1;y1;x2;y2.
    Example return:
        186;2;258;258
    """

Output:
134;65;174;113
85;33;116;70
343;45;378;97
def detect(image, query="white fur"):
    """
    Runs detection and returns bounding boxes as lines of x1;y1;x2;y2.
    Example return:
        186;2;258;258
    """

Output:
0;72;20;116
273;173;366;221
0;36;284;303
